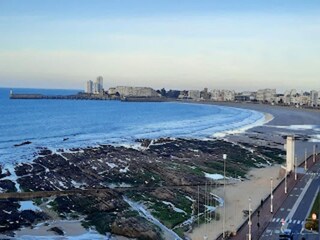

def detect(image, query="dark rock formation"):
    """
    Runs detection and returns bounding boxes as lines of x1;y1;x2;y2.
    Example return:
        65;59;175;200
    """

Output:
47;227;64;235
14;141;32;147
0;180;17;192
111;217;162;240
1;138;285;238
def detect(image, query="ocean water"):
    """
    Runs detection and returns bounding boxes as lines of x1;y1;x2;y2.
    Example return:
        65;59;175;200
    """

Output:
0;88;265;164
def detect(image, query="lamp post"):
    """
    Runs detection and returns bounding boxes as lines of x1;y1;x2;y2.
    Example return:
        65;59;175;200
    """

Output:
270;177;273;213
248;197;252;240
197;185;200;227
313;145;316;163
285;168;287;194
223;154;227;239
295;156;297;180
304;148;307;171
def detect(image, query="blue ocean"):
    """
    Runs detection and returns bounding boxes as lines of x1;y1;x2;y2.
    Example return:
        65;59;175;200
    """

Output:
0;88;265;164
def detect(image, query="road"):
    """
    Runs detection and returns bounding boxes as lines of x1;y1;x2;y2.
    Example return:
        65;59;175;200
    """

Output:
260;160;320;240
222;154;320;240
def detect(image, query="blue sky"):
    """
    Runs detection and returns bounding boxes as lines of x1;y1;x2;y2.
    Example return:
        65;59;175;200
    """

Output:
0;0;320;91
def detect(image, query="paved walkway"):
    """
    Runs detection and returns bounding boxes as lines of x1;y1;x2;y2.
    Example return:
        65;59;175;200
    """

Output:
218;153;319;240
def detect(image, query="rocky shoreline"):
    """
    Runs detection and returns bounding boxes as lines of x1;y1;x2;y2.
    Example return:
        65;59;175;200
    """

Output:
0;137;285;239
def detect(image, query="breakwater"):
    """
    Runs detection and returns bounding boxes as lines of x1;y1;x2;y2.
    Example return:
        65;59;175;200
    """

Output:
9;93;166;102
10;93;113;100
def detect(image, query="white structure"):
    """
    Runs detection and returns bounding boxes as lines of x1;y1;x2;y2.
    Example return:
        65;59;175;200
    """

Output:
188;90;201;100
108;86;160;98
286;136;295;172
222;90;235;101
85;80;93;94
210;89;222;101
310;90;318;107
94;76;104;94
256;89;276;103
210;89;235;101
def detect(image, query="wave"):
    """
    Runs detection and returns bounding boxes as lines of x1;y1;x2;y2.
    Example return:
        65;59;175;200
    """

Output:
0;101;267;164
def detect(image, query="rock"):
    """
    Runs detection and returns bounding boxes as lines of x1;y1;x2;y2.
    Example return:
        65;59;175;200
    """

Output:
111;217;161;240
0;180;17;192
14;141;32;147
0;165;8;179
137;139;152;148
20;210;47;226
38;149;53;155
47;226;64;235
150;188;176;202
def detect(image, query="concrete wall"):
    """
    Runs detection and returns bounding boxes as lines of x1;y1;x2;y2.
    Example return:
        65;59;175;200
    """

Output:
286;136;295;172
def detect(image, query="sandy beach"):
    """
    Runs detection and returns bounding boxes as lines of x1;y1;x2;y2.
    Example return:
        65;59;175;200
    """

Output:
187;101;320;240
188;165;283;240
210;102;320;160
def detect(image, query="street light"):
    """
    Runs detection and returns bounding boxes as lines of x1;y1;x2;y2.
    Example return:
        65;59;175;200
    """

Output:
285;168;287;194
248;197;252;240
313;145;316;163
304;148;307;171
223;154;227;239
295;156;297;180
270;177;273;213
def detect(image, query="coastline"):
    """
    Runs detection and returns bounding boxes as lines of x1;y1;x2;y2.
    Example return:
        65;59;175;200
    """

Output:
1;100;319;239
198;101;320;162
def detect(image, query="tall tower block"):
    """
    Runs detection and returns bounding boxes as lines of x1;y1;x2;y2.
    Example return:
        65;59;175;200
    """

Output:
286;136;295;172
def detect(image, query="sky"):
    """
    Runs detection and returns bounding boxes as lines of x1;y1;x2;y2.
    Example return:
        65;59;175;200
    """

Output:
0;0;319;92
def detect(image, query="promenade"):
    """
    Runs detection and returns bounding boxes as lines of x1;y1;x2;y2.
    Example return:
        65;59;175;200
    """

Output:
220;153;320;240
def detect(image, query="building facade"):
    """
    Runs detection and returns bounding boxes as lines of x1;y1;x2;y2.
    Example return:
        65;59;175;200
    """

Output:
310;90;318;107
256;89;276;103
85;80;93;94
188;90;201;100
94;76;104;94
108;86;160;98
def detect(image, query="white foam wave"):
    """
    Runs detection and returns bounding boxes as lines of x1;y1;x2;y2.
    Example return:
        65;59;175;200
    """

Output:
270;125;317;131
0;103;268;164
309;135;320;142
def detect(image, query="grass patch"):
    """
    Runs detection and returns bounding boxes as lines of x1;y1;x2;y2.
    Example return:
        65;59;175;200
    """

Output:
305;193;320;232
151;200;189;228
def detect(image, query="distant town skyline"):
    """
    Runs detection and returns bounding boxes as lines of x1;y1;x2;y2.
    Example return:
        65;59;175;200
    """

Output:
0;0;320;92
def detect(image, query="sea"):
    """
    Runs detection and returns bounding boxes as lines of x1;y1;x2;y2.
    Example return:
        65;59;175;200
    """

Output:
0;88;265;165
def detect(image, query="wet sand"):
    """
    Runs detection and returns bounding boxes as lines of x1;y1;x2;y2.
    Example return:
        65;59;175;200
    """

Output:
210;102;320;161
14;219;132;239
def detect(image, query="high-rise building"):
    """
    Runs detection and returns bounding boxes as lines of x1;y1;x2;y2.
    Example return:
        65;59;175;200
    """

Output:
85;80;93;94
310;90;318;107
94;76;104;94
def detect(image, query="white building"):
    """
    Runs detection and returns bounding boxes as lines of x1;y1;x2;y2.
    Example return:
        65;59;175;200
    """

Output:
94;76;104;94
85;80;93;94
222;90;235;101
108;86;160;98
188;90;201;100
210;89;235;101
310;90;318;107
210;90;221;101
256;89;276;103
